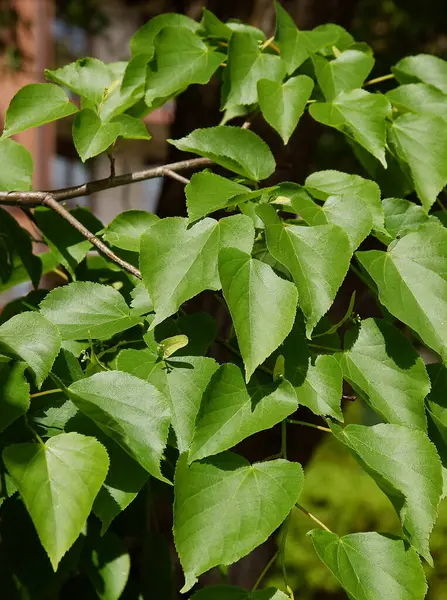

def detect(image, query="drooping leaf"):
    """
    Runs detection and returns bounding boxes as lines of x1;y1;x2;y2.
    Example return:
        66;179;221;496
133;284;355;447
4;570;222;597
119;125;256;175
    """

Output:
386;83;447;118
305;169;385;233
3;432;109;570
140;215;255;327
258;204;351;337
89;530;131;600
68;371;171;482
219;246;298;381
0;362;30;433
130;13;199;59
192;586;289;600
340;319;428;430
174;453;304;592
313;49;374;101
102;210;158;252
357;222;447;363
145;27;224;108
189;363;298;462
72;109;121;162
0;139;33;191
45;57;114;105
0;312;61;388
382;197;431;240
223;32;286;109
1;83;77;139
258;75;314;144
39;282;140;341
309;90;391;167
310;530;427;600
168;126;276;181
393;54;447;94
388;113;447;212
332;422;443;562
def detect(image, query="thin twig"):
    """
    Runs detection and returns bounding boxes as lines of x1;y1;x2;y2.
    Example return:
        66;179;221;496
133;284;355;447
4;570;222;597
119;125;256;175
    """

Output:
295;504;332;533
364;73;395;86
42;195;141;279
30;388;62;399
162;169;190;185
287;419;331;433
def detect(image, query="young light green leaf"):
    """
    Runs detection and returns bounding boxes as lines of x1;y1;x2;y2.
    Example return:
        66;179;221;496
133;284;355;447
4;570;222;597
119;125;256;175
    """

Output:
0;312;61;388
393;54;447;94
305;169;384;233
258;204;351;337
0;138;33;191
140;215;255;327
386;83;447;118
388;113;447;212
186;171;263;223
357;222;447;363
332;423;443;562
309;90;391;167
45;57;114;105
40;282;140;341
2;83;77;138
168;126;276;181
72;109;121;162
102;210;158;252
3;432;109;570
158;335;189;359
155;312;218;357
219;247;298;381
111;114;151;140
0;362;30;433
223;32;286;109
313;49;374;101
68;371;171;482
310;530;427;600
383;197;431;239
189;363;297;462
192;586;289;600
174;453;304;592
425;364;447;489
340;319;429;430
258;75;314;144
130;13;199;59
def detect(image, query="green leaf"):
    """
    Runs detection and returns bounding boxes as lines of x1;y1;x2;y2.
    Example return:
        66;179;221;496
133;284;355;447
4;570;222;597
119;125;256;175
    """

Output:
158;335;188;359
383;197;431;239
0;138;33;191
3;432;109;570
130;282;153;315
386;83;447;118
102;210;158;251
357;222;447;363
140;215;255;327
115;348;159;381
34;206;103;279
0;362;30;433
305;169;385;233
130;13;199;59
72;109;121;162
98;57;148;121
388;113;447;212
340;319;429;430
0;312;61;388
45;57;114;105
1;83;77;138
40;282;140;341
200;9;233;41
174;453;304;592
186;171;264;223
145;27;224;108
68;371;171;482
258;75;314;144
310;530;427;600
393;54;447;94
219;246;298;381
89;530;130;600
282;184;373;250
309;90;391;167
110;114;151;140
168;126;276;181
332;423;443;562
313;49;374;101
258;204;351;337
223;32;286;109
192;586;289;600
189;363;297;462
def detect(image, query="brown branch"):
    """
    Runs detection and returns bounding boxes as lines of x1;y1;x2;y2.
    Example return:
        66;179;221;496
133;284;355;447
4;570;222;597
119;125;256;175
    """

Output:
42;195;142;279
0;157;211;207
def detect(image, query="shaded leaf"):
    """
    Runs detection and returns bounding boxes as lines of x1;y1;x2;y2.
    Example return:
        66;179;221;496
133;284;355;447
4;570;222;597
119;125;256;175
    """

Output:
0;362;30;433
102;210;158;252
0;138;33;191
130;13;199;59
192;586;289;599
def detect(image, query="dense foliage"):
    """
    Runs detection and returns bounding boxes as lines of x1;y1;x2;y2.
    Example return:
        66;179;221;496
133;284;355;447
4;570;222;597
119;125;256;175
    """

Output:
1;3;447;598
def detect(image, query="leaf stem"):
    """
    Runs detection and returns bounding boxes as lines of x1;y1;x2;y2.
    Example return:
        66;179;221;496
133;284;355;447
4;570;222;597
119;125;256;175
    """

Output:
252;550;279;591
295;503;332;532
350;262;376;295
286;419;331;433
30;388;62;399
364;73;395;86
